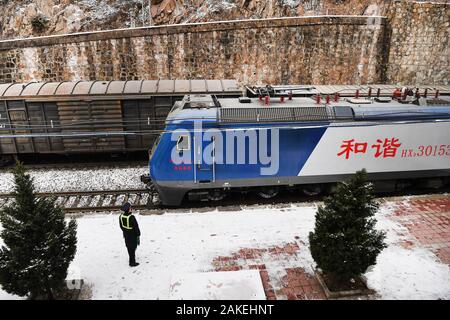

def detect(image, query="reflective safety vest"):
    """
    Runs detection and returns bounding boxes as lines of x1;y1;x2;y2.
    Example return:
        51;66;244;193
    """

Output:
120;213;133;230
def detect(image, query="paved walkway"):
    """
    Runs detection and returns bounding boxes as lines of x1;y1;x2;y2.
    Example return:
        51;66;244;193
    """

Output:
212;194;450;300
390;195;450;265
213;242;325;300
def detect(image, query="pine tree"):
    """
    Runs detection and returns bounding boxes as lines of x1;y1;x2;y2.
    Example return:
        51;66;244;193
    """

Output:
309;169;386;285
0;162;77;299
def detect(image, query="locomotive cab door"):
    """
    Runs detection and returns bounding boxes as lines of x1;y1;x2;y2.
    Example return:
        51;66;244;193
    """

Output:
193;134;216;184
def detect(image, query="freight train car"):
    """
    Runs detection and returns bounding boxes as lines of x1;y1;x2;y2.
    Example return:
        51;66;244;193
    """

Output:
145;93;450;206
0;80;240;165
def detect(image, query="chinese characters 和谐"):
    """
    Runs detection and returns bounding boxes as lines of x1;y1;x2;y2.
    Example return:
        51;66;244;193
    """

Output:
337;138;402;159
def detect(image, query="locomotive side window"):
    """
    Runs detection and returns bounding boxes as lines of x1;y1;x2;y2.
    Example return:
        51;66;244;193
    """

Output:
177;135;190;151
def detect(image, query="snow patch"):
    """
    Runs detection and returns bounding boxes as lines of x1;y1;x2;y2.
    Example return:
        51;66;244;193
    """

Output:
366;246;450;300
0;289;23;300
168;270;266;300
366;202;450;300
282;0;302;8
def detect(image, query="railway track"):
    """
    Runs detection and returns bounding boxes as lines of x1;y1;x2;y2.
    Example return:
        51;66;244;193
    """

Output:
0;185;448;215
0;189;152;213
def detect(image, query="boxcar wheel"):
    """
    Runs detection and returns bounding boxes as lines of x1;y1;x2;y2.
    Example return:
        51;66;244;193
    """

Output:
208;189;226;201
302;184;322;196
257;187;280;199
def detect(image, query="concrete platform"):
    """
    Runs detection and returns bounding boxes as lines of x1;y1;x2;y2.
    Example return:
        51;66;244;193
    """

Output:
168;270;266;300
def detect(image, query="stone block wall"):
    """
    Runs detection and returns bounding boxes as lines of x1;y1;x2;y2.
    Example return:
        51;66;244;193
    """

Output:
0;16;387;86
385;1;449;85
0;1;448;86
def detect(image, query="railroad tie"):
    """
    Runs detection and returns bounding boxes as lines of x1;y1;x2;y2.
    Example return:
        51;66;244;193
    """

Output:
72;195;82;208
97;195;106;207
135;193;142;206
85;195;94;207
110;194;118;207
146;193;153;207
60;196;70;208
123;193;130;204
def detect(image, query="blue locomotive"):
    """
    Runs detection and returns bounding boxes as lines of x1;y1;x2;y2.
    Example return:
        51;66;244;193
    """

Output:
143;93;450;206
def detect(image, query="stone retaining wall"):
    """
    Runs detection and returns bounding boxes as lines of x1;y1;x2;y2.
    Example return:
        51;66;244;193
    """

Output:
0;1;448;86
0;16;387;86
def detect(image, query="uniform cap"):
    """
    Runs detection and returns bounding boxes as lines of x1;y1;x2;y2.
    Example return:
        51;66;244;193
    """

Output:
122;202;131;213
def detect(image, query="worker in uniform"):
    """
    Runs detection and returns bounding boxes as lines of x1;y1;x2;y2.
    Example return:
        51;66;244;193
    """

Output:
119;202;141;267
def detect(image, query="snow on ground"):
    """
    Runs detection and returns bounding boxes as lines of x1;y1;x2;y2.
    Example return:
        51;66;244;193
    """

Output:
0;166;148;193
367;246;450;299
0;202;449;300
68;205;317;299
366;204;450;300
168;270;266;300
0;289;23;300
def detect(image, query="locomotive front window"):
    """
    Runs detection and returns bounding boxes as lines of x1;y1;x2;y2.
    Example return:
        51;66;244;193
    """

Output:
176;135;190;151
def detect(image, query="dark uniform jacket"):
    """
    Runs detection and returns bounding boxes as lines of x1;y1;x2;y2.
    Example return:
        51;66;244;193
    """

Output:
119;213;141;242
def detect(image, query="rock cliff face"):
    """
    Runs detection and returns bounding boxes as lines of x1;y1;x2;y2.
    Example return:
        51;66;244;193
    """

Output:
1;0;145;40
1;0;394;40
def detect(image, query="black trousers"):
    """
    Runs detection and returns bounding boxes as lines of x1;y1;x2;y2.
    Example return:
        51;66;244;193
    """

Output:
125;238;138;265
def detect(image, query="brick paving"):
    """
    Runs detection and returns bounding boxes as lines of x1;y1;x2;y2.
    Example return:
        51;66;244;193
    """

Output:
212;242;326;300
389;195;450;265
210;194;450;300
